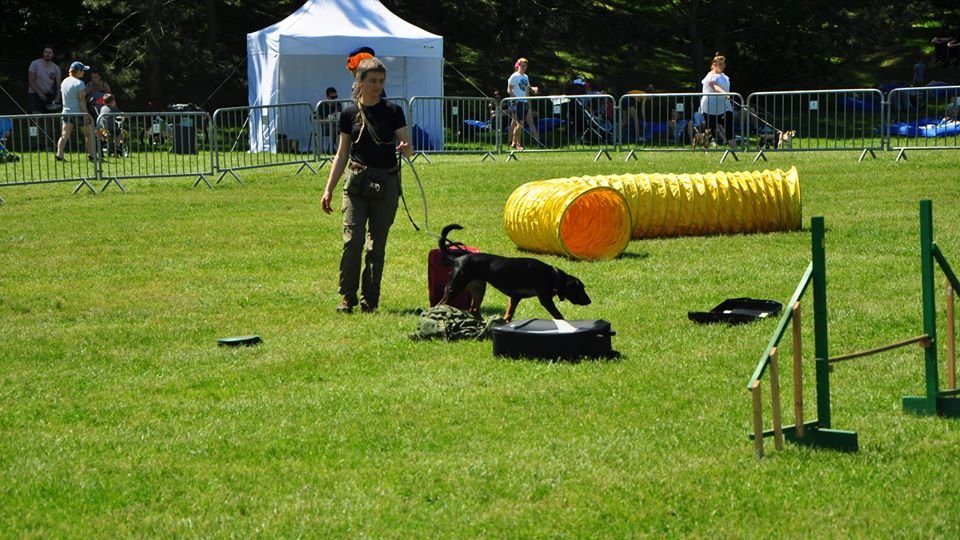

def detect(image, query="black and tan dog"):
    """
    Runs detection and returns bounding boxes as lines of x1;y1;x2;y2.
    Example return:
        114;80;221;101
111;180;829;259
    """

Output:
438;224;592;321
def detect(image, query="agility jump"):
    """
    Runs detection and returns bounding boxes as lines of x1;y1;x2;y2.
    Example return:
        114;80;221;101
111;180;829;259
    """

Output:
747;200;960;459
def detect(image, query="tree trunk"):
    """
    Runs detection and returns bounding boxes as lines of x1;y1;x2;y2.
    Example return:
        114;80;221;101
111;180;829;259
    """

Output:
688;0;703;85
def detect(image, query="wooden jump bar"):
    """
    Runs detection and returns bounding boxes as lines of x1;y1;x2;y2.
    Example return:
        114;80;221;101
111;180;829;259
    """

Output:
769;348;784;451
751;380;764;460
948;281;957;390
828;334;931;364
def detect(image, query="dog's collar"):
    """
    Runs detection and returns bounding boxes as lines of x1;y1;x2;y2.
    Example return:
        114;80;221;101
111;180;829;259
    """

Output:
552;267;564;299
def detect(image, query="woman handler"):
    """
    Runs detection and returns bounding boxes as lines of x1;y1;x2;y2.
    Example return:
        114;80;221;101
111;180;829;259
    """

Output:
699;52;736;149
321;57;413;314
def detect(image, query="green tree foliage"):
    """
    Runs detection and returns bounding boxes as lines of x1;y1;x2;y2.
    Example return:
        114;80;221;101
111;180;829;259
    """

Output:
0;0;956;114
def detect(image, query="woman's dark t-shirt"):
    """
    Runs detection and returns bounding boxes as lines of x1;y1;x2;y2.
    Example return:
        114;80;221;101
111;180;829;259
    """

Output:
339;100;407;168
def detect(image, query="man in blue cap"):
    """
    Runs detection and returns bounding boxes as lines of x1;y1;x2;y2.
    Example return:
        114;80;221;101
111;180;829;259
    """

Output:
55;61;95;161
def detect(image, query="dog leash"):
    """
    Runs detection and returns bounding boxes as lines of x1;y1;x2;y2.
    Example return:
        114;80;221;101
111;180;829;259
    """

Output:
733;101;782;136
399;154;441;241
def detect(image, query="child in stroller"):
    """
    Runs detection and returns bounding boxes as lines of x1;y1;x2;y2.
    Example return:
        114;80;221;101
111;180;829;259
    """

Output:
96;94;127;157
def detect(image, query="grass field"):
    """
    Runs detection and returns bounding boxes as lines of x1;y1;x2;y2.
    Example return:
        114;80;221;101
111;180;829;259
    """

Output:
2;149;960;538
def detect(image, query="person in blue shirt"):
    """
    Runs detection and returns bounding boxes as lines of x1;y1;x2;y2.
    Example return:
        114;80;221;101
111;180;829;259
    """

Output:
55;61;95;161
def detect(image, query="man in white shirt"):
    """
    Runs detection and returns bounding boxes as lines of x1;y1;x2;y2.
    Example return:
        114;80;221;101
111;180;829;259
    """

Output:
27;45;61;114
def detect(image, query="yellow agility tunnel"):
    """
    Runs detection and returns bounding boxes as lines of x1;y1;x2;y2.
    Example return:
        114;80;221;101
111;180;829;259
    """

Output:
502;183;632;260
503;167;801;260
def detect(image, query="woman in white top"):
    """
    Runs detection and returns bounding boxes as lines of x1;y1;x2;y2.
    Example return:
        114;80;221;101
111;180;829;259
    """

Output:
699;52;735;149
506;57;539;150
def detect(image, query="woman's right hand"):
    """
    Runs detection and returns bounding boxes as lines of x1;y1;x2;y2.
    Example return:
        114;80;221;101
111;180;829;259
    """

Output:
321;189;334;214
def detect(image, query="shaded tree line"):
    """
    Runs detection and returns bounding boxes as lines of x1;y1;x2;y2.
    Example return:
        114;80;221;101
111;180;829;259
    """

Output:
0;0;957;114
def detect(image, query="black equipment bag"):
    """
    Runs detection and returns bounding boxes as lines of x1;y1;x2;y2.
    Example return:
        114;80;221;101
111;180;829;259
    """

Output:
687;297;782;325
491;319;617;360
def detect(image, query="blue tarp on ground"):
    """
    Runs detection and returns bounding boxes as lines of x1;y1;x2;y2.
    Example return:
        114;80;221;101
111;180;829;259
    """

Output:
918;120;960;137
412;125;436;151
463;117;565;134
888;118;960;137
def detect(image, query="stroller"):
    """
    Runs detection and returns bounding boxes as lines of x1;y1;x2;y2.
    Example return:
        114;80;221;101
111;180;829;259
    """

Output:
0;118;19;163
97;115;128;158
567;97;614;144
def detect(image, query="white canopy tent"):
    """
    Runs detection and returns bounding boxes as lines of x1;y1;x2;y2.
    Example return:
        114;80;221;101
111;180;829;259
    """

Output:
246;0;443;152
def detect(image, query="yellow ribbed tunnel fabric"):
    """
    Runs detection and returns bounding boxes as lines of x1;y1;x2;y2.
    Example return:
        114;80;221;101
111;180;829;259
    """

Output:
503;183;632;260
503;167;801;258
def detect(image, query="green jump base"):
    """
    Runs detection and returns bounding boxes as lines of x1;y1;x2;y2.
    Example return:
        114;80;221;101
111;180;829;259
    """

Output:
749;421;859;452
903;395;960;418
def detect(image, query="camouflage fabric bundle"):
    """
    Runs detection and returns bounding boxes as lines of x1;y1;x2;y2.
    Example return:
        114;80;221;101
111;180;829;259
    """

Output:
410;305;506;341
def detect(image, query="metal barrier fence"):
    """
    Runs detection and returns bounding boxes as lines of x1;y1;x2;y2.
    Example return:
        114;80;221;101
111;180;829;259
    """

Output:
408;96;498;157
315;99;348;158
212;103;316;184
5;88;960;201
498;94;617;159
745;89;885;161
95;111;214;191
617;92;746;161
886;85;960;160
0;113;99;194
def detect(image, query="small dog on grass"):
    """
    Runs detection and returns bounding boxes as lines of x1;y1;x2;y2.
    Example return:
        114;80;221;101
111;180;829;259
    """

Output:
692;128;712;150
438;224;592;322
778;129;797;149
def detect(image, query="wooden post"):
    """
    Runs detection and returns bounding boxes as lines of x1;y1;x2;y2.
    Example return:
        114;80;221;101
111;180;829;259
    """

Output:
769;348;784;450
752;380;764;460
792;302;804;437
948;279;957;390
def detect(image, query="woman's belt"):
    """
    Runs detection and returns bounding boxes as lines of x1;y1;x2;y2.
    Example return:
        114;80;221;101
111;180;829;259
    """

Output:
349;161;398;173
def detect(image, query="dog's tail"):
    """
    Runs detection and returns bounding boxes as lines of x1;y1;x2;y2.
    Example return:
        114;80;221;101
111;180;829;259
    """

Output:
439;223;467;258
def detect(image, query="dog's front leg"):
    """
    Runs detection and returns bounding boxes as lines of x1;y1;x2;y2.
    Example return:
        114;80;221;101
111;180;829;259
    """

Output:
504;297;521;322
465;280;486;318
538;294;565;320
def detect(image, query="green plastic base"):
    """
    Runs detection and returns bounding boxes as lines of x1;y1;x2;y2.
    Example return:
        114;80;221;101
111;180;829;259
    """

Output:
903;395;960;417
749;420;859;452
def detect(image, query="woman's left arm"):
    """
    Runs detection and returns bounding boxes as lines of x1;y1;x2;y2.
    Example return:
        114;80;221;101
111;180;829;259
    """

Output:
394;126;413;158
